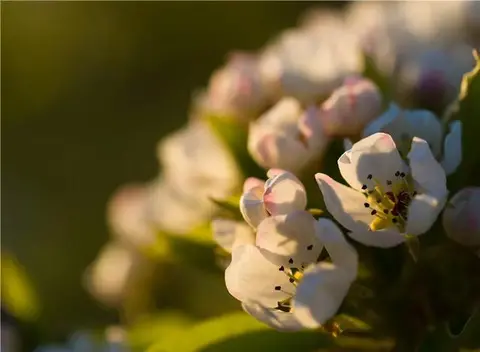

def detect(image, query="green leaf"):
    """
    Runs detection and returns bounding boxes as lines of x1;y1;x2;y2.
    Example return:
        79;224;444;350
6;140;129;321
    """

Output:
334;314;372;333
205;114;265;179
147;312;331;352
1;251;40;322
447;50;480;189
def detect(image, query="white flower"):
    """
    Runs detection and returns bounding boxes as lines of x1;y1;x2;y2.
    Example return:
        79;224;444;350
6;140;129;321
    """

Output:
83;241;150;307
317;133;448;248
320;77;382;137
107;183;156;249
225;211;358;330
354;104;462;176
211;218;255;253
248;98;329;173
239;169;307;228
204;52;270;120
147;177;211;235
158;120;241;203
259;17;362;103
442;187;480;247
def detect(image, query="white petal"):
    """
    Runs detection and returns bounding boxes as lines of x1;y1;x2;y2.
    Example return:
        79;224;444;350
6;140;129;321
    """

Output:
240;186;268;228
243;177;265;193
315;218;358;280
339;133;408;190
405;193;445;235
212;219;255;253
225;244;294;307
256;211;323;267
362;103;400;137
292;262;351;328
315;173;372;233
348;228;406;248
408;137;447;198
263;171;307;215
403;110;443;158
441;120;462;176
242;302;303;332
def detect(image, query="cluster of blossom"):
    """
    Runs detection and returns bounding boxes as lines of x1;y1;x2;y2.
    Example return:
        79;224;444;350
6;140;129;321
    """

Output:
85;0;479;340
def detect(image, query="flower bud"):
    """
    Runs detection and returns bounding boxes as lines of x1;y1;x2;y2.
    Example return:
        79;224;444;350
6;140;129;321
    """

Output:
107;183;156;249
320;77;382;137
205;52;269;120
248;98;329;173
442;187;480;247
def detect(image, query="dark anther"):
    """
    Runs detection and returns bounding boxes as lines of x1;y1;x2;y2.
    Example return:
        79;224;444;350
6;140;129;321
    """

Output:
392;218;398;223
383;209;389;214
364;202;370;208
386;180;392;185
362;184;368;190
289;278;295;283
307;245;313;250
288;258;294;264
395;171;400;177
376;198;382;203
279;266;285;271
367;174;373;180
400;172;406;178
275;286;281;291
371;210;377;215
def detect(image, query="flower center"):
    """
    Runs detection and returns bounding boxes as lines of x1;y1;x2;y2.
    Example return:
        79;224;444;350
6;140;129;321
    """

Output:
361;171;416;233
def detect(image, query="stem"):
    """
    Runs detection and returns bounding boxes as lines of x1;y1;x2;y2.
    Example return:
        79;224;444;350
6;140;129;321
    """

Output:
405;235;420;263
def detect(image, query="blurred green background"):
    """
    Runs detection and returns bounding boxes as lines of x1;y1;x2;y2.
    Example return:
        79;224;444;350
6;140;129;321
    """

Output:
2;1;345;347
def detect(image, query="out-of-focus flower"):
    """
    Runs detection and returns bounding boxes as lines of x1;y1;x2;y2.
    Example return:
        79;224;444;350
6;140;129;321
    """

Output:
1;320;20;352
84;241;149;307
239;169;307;228
259;14;362;103
107;184;156;249
158;120;241;204
320;77;382;137
203;52;271;121
248;98;329;173
442;187;480;247
33;331;128;352
357;104;462;175
316;133;448;248
226;212;358;330
211;218;255;253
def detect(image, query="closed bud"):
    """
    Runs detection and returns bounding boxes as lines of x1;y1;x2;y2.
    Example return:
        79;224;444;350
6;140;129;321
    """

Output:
320;77;382;137
443;187;480;247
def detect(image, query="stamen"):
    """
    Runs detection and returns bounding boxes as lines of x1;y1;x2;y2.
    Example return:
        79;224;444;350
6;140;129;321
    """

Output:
288;258;294;264
306;245;313;250
364;202;370;208
367;174;373;180
279;266;284;271
361;184;368;190
275;286;281;291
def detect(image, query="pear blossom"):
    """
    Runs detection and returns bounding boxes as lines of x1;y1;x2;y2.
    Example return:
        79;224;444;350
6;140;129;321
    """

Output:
225;211;358;330
107;183;156;249
352;104;462;176
203;52;271;120
320;77;382;137
239;169;307;228
248;98;329;173
158;120;241;203
84;241;151;307
259;14;362;103
442;187;480;247
317;133;448;248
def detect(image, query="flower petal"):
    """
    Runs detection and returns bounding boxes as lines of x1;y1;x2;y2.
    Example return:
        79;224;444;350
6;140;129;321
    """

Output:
256;211;323;267
240;186;268;228
243;177;265;193
225;244;294;307
292;262;351;328
212;219;255;253
242;302;303;332
362;103;400;137
441;120;462;176
263;171;307;215
348;228;406;248
339;133;408;190
403;109;443;158
405;193;445;235
315;218;358;280
408;136;447;198
315;173;372;233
